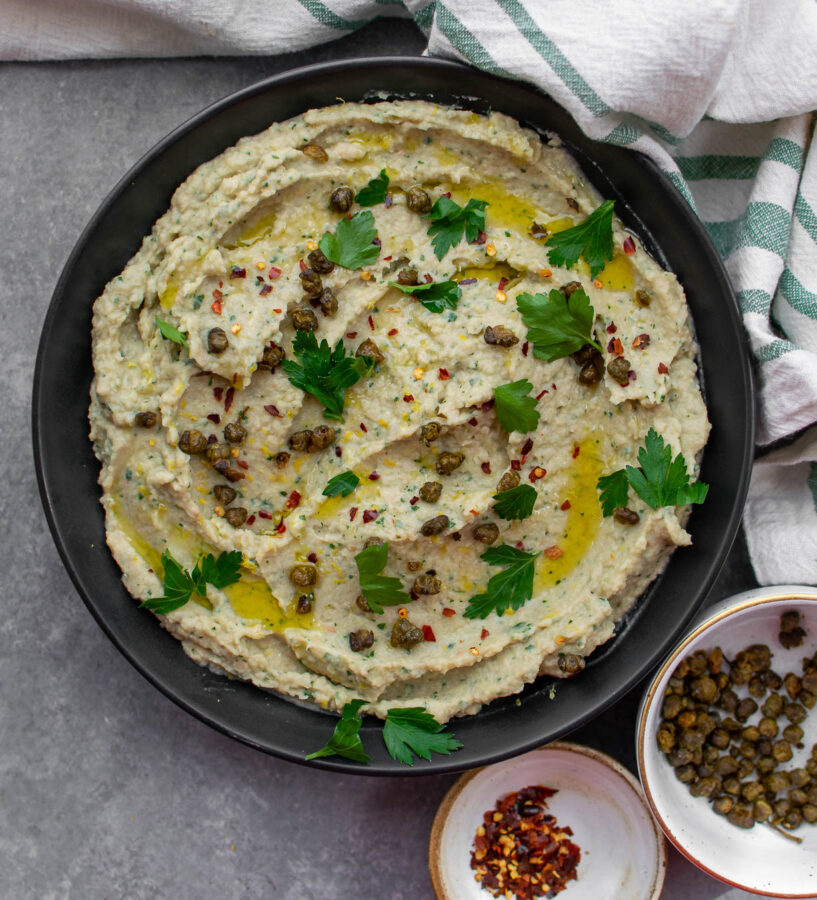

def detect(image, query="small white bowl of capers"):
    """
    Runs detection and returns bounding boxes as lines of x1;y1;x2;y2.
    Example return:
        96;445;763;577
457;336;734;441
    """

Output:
637;585;817;897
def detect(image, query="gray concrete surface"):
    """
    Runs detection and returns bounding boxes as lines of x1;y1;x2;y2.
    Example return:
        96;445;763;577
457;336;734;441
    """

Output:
1;18;761;899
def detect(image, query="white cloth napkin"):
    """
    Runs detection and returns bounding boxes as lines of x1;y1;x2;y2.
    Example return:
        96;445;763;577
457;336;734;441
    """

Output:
6;0;817;586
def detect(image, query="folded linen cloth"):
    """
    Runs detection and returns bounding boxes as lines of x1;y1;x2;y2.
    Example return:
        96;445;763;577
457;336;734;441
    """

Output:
6;0;817;585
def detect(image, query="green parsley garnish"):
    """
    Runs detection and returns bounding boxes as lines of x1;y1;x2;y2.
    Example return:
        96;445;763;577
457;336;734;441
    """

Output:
388;279;462;314
319;210;381;270
516;288;601;362
155;317;188;350
141;549;242;614
322;470;360;498
427;196;488;260
354;542;411;614
492;483;538;521
545;199;615;278
596;427;709;516
382;707;463;765
493;379;540;433
304;699;371;763
464;544;541;619
355;169;389;207
282;331;375;422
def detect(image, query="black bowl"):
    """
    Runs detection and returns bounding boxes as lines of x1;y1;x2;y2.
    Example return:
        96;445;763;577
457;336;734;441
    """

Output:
33;57;754;774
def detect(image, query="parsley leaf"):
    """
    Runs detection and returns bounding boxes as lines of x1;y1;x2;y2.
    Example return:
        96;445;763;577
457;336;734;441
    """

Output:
545;199;615;278
465;544;541;619
305;699;371;763
427;196;488;260
492;484;538;521
355;169;389;207
283;331;375;421
382;707;462;765
388;279;462;314
493;379;540;433
141;549;241;614
516;288;601;362
323;470;360;498
155;317;189;350
596;428;709;515
319;210;381;270
355;542;411;614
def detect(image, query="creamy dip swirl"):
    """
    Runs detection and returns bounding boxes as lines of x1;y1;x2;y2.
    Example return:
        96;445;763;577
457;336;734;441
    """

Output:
90;101;709;722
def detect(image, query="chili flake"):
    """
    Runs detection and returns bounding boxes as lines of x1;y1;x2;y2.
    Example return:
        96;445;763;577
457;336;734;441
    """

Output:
572;445;580;459
522;341;529;357
335;446;343;458
438;368;450;380
607;337;624;356
299;259;307;271
423;273;433;283
388;328;399;337
470;784;581;899
481;461;492;475
285;490;301;509
259;284;272;296
606;322;617;334
307;552;318;564
632;333;651;350
207;413;221;425
442;607;456;617
268;267;282;279
263;404;282;417
275;522;286;534
422;625;436;642
658;362;669;374
235;459;249;470
403;394;414;403
535;389;548;401
520;438;534;455
481;628;490;640
368;472;380;481
529;467;547;482
347;331;358;339
246;514;256;525
360;422;368;432
211;298;222;315
623;235;636;255
510;459;522;471
213;387;224;402
258;510;273;520
545;545;563;560
409;496;419;506
230;266;246;279
362;509;378;523
349;507;358;521
560;500;571;511
224;386;235;413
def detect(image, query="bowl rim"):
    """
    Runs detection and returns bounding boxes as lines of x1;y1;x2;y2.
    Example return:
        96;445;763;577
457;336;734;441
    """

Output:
428;741;667;900
32;53;755;774
636;586;817;897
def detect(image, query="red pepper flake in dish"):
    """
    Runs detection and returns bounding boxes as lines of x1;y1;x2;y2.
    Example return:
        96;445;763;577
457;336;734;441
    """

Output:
259;284;272;296
632;333;651;350
335;446;343;458
520;437;534;455
572;445;580;459
268;267;282;280
468;416;478;427
230;266;246;279
211;298;222;315
273;308;282;314
481;461;492;475
263;404;282;418
623;235;636;255
207;413;221;425
545;545;563;560
510;459;522;471
422;625;436;642
368;472;380;481
213;387;224;402
442;607;456;617
236;459;249;470
388;328;399;337
480;628;490;640
658;362;669;374
258;510;273;520
481;399;495;413
362;509;378;524
608;337;624;356
360;422;368;432
475;230;487;245
409;496;419;506
515;541;525;550
224;386;235;413
403;394;414;403
349;507;358;521
383;254;393;261
470;784;581;899
529;466;546;482
246;514;256;525
438;367;450;380
299;259;307;271
423;273;433;284
606;322;617;334
560;500;571;511
521;341;529;357
368;315;375;331
497;277;509;292
535;389;548;401
285;490;301;509
372;236;381;247
307;552;318;564
275;522;286;534
628;370;637;382
212;288;223;302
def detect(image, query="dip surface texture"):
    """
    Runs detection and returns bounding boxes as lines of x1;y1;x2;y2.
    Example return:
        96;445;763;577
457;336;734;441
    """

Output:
89;101;709;722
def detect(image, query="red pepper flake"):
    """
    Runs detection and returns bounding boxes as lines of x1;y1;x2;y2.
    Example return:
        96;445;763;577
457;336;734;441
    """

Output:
275;522;286;534
536;389;548;401
263;404;282;418
608;337;624;356
230;266;246;279
409;496;419;506
367;315;375;331
560;500;572;511
384;195;393;209
346;331;358;339
551;382;557;390
545;545;564;559
383;254;393;261
658;362;669;374
480;628;489;640
259;284;272;296
510;459;522;471
224;386;235;413
388;328;399;337
606;322;617;334
285;490;301;509
423;273;433;283
368;472;380;481
246;514;256;525
632;333;651;350
349;507;358;521
475;230;487;245
206;413;221;425
213;387;224;402
468;416;478;426
211;298;222;315
438;367;450;380
360;422;368;432
372;236;381;248
521;341;529;357
403;394;414;403
273;308;282;314
623;235;636;255
335;446;343;458
258;510;273;520
236;459;249;470
515;540;525;550
212;288;223;302
628;370;637;382
520;437;534;455
572;445;580;459
268;267;282;280
422;625;436;642
481;461;492;475
362;509;378;523
529;467;546;482
442;607;456;617
299;259;306;271
497;277;509;291
307;552;318;564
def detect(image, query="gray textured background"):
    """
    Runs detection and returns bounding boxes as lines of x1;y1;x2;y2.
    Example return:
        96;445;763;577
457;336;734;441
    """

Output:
3;18;760;899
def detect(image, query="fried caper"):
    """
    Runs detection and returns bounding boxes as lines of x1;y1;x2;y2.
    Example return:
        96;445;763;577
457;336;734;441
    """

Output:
207;327;229;354
607;357;632;386
420;515;450;536
299;268;323;298
213;485;236;505
735;697;758;722
291;306;319;332
419;481;443;503
483;325;519;347
436;451;464;476
289;564;317;588
307;247;334;274
260;343;285;370
635;289;652;307
355;338;384;365
179;429;206;455
134;411;158;428
558;654;586;676
300;143;328;161
420;421;442;444
406;187;431;213
224;423;247;444
349;629;374;653
318;288;338;317
310;424;335;451
396;267;419;286
613;507;640;526
225;507;248;527
727;806;755;829
561;281;582;297
329;186;354;213
473;522;500;545
390;617;424;649
205;442;231;463
496;471;521;493
412;574;441;595
296;593;313;615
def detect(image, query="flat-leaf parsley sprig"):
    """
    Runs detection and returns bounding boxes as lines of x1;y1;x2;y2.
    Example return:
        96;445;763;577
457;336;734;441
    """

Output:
492;484;538;521
305;699;370;763
427;196;488;260
464;544;541;619
516;288;601;362
155;317;189;350
141;549;242;614
323;470;360;498
354;542;411;614
596;427;709;516
493;379;541;434
355;169;389;207
283;331;375;422
545;199;615;278
389;279;462;314
319;210;381;270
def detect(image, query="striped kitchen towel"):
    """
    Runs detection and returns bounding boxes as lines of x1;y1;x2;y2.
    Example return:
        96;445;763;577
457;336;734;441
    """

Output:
6;0;817;584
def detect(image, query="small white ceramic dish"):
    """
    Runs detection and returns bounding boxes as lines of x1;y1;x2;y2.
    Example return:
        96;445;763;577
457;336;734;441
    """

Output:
638;585;817;897
429;742;666;900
